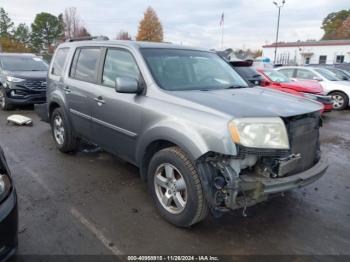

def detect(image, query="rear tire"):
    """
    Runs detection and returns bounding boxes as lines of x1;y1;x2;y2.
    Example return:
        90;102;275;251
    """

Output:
147;147;208;227
50;107;78;153
0;89;14;111
330;91;348;110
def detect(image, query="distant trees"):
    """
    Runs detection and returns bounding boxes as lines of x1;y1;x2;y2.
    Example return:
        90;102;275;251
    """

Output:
321;9;350;40
116;30;132;40
31;12;64;52
136;7;163;42
13;23;31;46
0;7;14;37
63;7;90;39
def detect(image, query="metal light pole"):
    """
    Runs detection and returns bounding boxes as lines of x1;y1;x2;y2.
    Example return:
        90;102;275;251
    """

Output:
273;0;285;64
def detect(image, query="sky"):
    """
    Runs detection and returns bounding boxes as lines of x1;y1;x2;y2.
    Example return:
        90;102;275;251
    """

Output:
1;0;349;50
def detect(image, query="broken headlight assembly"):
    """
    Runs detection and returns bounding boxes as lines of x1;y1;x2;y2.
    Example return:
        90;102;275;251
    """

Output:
0;174;11;203
229;117;290;149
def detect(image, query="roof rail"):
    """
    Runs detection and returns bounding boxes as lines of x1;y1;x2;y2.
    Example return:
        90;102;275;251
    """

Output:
65;35;109;42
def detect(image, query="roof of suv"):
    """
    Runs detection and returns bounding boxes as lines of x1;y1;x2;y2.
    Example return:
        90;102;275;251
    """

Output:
58;40;211;52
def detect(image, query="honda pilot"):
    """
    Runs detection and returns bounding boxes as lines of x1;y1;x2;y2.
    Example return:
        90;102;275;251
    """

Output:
46;40;328;227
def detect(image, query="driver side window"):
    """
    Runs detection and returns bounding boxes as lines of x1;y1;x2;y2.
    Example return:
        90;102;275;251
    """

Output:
102;49;141;88
296;69;316;80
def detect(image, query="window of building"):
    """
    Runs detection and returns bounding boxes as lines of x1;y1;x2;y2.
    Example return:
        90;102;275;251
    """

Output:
102;49;141;87
336;55;344;63
70;48;101;83
319;55;327;64
305;57;310;65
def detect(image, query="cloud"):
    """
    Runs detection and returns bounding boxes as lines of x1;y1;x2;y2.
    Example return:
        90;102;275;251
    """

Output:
2;0;350;50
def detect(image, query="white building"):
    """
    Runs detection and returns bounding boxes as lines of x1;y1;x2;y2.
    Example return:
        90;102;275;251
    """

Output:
262;39;350;65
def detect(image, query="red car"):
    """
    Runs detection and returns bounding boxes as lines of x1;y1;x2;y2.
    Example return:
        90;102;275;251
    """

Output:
257;69;333;112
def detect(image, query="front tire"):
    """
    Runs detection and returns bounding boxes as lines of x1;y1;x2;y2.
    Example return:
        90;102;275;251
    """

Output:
148;147;208;227
0;89;14;110
330;91;349;110
50;107;78;153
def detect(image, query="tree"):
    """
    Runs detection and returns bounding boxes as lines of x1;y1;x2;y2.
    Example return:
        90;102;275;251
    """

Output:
336;16;350;39
136;7;163;42
31;12;64;52
13;23;31;46
0;37;31;52
116;30;132;40
321;9;350;40
0;7;14;37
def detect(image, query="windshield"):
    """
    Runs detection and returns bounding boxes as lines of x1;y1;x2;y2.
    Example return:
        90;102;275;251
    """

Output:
0;56;48;71
314;68;340;81
263;69;291;83
141;48;248;91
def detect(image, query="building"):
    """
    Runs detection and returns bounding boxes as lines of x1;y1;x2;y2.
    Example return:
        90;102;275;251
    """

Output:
262;39;350;65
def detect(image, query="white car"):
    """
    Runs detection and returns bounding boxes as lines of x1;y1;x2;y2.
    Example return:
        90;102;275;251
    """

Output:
276;66;350;110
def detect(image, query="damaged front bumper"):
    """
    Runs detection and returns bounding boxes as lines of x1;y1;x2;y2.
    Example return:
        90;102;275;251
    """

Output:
198;155;328;213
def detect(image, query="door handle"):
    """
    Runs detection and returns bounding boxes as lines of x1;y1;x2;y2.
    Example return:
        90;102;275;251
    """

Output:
94;96;106;105
63;86;71;93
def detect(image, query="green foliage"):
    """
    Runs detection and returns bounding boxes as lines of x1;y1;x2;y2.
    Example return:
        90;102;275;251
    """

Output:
13;23;31;46
321;9;350;40
31;12;64;52
0;7;14;37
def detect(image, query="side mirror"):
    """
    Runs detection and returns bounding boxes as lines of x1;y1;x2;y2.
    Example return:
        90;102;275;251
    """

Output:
115;77;141;94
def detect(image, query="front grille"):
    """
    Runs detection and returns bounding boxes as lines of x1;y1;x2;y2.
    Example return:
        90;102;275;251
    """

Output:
284;112;321;174
16;79;47;91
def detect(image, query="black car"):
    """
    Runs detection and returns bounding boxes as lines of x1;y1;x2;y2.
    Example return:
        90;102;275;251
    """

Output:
228;60;264;86
0;53;48;110
0;147;18;261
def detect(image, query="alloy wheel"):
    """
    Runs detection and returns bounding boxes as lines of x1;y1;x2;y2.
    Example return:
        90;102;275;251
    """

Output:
53;115;65;145
332;94;344;109
154;163;187;214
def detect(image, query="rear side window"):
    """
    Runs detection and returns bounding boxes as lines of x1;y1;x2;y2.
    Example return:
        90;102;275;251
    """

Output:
71;48;100;83
295;69;316;80
52;48;69;76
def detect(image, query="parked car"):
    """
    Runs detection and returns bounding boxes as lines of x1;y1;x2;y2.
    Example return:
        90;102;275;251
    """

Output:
0;147;18;261
276;66;350;110
257;69;333;112
45;40;328;227
0;53;48;110
228;61;264;86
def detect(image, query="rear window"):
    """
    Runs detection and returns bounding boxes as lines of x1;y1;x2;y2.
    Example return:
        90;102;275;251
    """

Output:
233;67;262;80
51;48;69;76
70;48;101;83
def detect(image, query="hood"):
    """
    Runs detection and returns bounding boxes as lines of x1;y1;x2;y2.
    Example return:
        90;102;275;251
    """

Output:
280;80;323;94
5;70;47;80
170;87;323;118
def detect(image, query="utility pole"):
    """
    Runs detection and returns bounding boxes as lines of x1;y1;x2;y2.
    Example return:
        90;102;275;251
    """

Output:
273;0;285;64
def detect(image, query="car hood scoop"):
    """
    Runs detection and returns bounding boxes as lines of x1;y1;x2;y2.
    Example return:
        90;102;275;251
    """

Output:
171;87;323;118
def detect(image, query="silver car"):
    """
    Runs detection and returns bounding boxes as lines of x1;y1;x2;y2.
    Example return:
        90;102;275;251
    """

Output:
46;40;328;227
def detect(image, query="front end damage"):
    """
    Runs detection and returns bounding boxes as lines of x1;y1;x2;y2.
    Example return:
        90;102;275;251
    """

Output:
197;112;329;215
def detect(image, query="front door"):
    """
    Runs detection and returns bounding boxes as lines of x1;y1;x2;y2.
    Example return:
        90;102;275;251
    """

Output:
90;48;144;163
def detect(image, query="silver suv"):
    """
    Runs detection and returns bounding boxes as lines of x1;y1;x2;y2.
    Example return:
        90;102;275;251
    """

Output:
46;40;328;227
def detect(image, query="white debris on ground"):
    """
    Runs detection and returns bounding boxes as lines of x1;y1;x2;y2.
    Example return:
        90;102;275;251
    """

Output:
7;114;33;126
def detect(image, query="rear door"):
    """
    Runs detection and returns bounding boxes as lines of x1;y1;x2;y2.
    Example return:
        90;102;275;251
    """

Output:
63;47;102;140
90;47;144;163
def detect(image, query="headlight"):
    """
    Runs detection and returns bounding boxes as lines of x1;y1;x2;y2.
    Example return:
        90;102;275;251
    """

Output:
6;76;25;83
0;174;11;203
229;117;289;149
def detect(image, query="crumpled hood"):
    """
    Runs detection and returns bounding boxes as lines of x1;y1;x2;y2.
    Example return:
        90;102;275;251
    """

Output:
280;80;323;94
170;87;323;118
5;70;47;80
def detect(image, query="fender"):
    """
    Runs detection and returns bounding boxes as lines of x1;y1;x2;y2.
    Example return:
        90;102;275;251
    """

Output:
135;119;238;167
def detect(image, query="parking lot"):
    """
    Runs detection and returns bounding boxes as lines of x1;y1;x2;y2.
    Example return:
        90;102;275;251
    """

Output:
0;108;349;255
